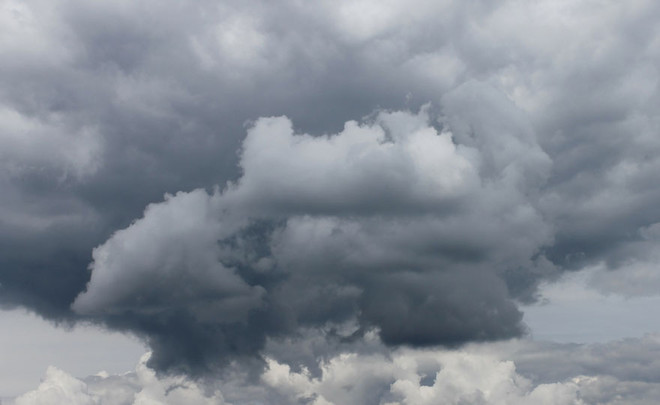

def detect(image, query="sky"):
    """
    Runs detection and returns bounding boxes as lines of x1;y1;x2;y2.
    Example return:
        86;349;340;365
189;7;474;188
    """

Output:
2;0;660;403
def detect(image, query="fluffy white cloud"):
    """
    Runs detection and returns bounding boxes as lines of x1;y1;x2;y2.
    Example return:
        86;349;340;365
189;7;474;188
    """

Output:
12;354;225;405
13;366;100;405
16;336;660;405
262;347;584;405
225;106;478;213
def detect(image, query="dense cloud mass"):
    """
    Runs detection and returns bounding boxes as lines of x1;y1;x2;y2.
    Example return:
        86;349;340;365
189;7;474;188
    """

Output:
13;335;660;405
70;102;549;372
2;0;660;381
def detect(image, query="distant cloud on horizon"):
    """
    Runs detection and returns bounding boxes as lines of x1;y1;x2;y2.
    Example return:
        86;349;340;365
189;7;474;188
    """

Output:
12;335;660;404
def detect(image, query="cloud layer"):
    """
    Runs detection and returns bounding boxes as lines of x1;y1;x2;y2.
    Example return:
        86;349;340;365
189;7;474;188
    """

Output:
14;336;660;404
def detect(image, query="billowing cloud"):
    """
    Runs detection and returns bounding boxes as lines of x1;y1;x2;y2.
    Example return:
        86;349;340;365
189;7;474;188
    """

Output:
13;366;101;405
13;353;225;405
14;336;660;404
2;0;660;386
71;98;553;372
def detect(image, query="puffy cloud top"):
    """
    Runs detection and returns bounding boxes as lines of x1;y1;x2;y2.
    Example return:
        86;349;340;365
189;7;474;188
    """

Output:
15;336;660;404
71;98;553;372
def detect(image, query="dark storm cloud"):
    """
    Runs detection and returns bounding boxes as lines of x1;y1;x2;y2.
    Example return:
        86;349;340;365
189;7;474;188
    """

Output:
0;0;471;317
3;0;660;376
70;103;549;373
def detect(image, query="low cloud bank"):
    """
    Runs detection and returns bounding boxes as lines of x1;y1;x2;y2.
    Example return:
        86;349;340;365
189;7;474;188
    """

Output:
14;335;660;405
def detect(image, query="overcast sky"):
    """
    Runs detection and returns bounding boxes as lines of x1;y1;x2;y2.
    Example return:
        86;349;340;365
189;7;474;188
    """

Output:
3;0;660;403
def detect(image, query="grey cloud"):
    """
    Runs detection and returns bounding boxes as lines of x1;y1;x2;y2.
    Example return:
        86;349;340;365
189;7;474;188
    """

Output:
0;0;464;319
511;335;660;386
3;0;660;380
586;223;660;296
71;190;263;319
70;99;551;372
357;270;523;346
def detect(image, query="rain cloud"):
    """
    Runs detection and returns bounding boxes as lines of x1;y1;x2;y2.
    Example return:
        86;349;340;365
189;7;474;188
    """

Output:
2;0;660;380
72;99;550;372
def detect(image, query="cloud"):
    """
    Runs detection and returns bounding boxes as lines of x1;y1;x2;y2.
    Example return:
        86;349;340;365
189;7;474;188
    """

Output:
12;354;225;405
2;0;660;383
70;96;554;372
261;347;587;405
226;106;478;213
14;335;660;404
13;366;99;405
71;189;263;320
